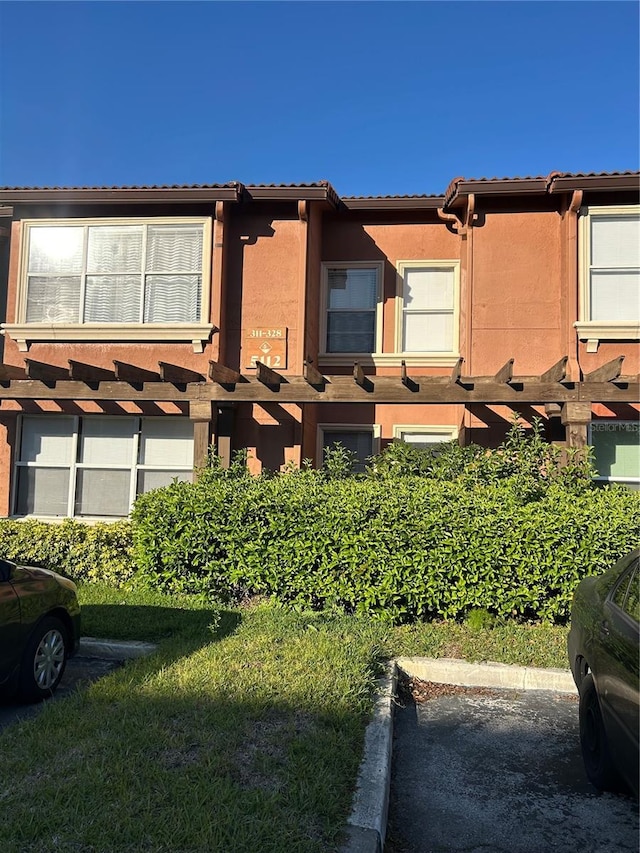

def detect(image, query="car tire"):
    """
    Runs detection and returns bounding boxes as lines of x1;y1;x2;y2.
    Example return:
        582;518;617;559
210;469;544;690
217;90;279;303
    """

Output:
579;672;624;793
19;616;68;702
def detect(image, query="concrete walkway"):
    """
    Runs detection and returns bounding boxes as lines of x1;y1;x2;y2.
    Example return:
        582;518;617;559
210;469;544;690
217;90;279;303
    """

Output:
341;658;639;853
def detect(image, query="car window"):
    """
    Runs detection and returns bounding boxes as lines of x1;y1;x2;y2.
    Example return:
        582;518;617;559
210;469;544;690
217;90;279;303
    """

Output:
612;560;639;622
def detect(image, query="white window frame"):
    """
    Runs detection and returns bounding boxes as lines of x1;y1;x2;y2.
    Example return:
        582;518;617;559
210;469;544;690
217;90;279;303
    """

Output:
393;425;459;446
2;217;214;353
12;415;194;520
317;424;381;470
319;262;384;362
588;419;640;488
394;260;461;361
575;205;640;352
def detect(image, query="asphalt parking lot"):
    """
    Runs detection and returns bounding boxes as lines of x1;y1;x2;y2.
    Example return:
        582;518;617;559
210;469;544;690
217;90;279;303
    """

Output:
387;684;639;853
0;655;121;731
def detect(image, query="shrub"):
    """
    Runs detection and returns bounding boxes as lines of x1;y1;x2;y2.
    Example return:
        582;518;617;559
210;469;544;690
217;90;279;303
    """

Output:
0;519;135;587
130;445;639;622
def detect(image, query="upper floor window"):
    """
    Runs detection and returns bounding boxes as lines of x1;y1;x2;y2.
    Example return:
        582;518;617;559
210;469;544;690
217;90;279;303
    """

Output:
397;261;460;354
4;217;213;352
576;206;640;351
322;263;383;355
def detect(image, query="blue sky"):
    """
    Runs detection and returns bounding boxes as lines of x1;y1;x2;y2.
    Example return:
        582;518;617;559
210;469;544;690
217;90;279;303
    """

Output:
0;1;638;197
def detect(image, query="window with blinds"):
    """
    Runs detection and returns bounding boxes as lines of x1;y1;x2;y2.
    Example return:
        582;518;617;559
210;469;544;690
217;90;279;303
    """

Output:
397;262;458;353
14;415;194;518
590;421;640;489
588;212;640;321
23;220;206;324
324;265;381;353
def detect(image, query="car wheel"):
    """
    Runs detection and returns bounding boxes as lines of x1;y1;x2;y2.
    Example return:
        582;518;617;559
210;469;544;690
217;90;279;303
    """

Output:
19;616;68;702
579;673;624;793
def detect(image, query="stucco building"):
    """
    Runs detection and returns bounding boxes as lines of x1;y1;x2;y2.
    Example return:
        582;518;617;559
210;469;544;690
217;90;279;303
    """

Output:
0;170;638;519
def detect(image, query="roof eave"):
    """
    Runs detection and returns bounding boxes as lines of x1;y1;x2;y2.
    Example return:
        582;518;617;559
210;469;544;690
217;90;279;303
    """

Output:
341;196;444;211
549;174;640;193
0;185;243;205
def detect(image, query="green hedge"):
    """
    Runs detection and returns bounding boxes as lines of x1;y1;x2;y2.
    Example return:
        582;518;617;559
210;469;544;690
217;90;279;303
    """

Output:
3;422;638;623
130;466;640;623
0;519;135;587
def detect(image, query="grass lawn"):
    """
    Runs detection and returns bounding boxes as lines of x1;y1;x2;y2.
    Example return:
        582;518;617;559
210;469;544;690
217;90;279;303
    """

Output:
0;584;570;852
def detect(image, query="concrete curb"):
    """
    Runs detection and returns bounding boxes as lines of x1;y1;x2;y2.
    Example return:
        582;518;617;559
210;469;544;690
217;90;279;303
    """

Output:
79;637;157;660
341;662;397;853
396;656;577;694
341;656;576;852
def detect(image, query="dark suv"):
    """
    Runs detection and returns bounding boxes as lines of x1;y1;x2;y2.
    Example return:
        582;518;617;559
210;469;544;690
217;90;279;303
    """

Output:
568;549;639;797
0;558;81;701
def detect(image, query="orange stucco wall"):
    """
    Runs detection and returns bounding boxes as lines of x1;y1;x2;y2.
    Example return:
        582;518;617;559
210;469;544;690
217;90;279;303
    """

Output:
0;192;637;514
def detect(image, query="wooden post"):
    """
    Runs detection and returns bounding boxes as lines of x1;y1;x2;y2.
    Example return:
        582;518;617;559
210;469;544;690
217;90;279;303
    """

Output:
216;406;234;469
561;401;592;449
189;401;213;478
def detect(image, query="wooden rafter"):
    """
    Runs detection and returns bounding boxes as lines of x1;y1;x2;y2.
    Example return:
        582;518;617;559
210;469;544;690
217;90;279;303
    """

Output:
353;362;373;391
449;357;464;385
540;356;568;383
158;362;205;384
493;359;514;384
209;360;243;385
68;360;116;383
113;361;161;383
255;360;284;387
401;360;418;392
25;360;70;383
303;360;325;387
584;356;624;383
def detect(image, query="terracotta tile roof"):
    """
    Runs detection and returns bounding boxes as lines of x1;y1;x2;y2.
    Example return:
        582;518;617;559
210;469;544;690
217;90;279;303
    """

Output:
0;182;241;191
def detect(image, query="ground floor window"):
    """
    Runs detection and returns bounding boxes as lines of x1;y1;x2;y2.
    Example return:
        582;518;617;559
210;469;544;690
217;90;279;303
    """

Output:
393;425;458;449
14;415;194;518
590;420;640;489
319;425;380;473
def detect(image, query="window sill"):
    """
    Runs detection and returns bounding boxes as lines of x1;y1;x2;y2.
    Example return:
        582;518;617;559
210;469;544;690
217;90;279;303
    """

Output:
318;352;461;368
1;323;215;353
574;321;640;353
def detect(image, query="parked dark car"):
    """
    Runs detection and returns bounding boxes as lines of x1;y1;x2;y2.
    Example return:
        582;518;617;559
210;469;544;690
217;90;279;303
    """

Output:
0;558;81;701
568;549;639;797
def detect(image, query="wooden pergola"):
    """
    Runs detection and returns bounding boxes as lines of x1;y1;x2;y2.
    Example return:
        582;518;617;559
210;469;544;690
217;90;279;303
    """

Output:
1;355;637;468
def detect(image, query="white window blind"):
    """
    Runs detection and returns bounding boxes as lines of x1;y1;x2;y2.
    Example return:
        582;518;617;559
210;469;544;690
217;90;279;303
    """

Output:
24;221;205;325
15;416;194;518
589;214;640;321
402;267;455;352
326;267;378;353
591;422;640;486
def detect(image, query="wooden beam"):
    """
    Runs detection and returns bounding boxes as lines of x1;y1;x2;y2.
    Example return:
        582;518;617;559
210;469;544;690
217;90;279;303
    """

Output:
159;362;205;384
0;376;637;405
208;360;242;385
113;361;161;383
584;356;624;383
68;360;116;383
25;360;70;383
303;360;325;386
256;360;284;387
540;356;568;383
